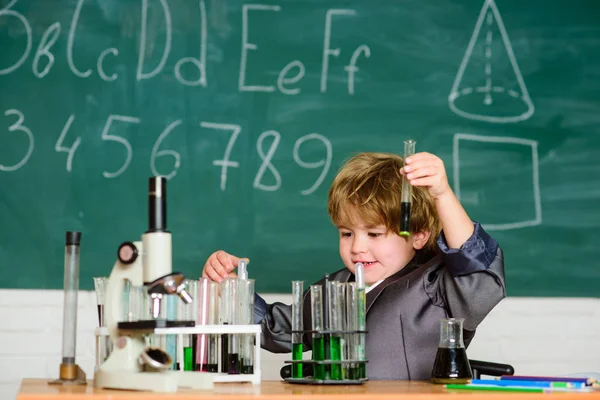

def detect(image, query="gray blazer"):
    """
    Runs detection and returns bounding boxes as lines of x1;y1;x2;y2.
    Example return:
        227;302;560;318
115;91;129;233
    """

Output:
256;222;506;380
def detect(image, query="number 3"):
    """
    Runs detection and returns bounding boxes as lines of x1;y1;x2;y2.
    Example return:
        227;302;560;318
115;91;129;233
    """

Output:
1;109;34;172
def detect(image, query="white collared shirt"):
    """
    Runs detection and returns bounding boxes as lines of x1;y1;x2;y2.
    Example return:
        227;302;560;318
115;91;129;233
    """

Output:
365;279;384;294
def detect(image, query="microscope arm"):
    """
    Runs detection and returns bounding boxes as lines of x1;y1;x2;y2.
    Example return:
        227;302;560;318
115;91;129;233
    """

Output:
104;241;144;341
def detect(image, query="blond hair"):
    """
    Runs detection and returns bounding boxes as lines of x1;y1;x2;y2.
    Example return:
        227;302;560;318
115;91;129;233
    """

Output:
328;152;441;253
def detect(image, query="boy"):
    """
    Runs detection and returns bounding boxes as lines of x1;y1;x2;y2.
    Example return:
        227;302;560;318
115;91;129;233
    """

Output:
202;151;505;380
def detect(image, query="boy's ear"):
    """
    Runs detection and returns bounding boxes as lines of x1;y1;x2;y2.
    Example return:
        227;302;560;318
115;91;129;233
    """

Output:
412;231;431;250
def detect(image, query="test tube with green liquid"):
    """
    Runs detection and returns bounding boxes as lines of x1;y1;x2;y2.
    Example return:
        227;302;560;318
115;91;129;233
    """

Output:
355;262;367;379
327;281;343;380
179;280;197;371
400;139;416;237
345;282;359;379
310;285;325;380
291;281;304;378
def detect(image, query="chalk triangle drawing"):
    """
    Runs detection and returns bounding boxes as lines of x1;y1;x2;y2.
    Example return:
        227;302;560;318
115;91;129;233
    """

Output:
448;0;534;123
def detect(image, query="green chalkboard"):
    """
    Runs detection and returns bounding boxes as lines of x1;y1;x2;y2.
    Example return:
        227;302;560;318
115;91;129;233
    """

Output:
1;0;599;296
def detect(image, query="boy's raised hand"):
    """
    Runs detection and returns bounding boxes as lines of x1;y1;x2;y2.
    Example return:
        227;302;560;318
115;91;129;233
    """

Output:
202;250;249;282
401;152;451;200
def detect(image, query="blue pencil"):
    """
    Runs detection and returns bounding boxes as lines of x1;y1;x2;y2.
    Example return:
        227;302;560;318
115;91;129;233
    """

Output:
501;375;595;385
471;379;586;389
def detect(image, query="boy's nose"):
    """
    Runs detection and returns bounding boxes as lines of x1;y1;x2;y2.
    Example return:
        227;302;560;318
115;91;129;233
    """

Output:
351;237;367;254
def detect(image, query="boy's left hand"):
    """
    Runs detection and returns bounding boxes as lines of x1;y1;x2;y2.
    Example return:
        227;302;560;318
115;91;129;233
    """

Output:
401;152;451;200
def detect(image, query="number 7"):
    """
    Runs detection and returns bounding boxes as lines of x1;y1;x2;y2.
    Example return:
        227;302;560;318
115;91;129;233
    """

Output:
200;121;241;191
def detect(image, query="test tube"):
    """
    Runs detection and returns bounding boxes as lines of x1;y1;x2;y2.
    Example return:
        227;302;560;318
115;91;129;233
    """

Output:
400;139;416;237
221;278;240;374
166;294;178;370
179;280;197;371
310;285;325;380
59;231;82;380
196;278;210;371
345;283;359;379
207;281;219;372
328;281;343;380
291;281;304;378
355;262;367;379
240;279;255;374
238;259;248;280
93;277;108;326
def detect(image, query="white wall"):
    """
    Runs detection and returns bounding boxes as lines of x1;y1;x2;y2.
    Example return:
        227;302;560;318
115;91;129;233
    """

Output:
1;290;599;400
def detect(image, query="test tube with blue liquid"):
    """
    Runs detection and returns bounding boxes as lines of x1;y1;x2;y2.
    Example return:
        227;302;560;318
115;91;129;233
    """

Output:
400;139;416;237
291;281;304;378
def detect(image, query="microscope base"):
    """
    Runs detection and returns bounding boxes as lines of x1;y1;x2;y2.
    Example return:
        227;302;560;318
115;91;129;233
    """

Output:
94;370;213;393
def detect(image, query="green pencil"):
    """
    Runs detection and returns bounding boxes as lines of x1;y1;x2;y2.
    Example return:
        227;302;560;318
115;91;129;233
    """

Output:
446;384;545;393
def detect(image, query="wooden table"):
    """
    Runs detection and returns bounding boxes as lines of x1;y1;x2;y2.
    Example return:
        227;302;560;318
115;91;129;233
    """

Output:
18;379;600;400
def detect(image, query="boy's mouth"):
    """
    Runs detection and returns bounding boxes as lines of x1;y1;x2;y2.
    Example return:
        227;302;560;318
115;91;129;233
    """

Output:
355;261;377;267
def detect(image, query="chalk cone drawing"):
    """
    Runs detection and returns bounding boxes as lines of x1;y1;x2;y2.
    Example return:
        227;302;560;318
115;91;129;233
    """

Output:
448;0;534;123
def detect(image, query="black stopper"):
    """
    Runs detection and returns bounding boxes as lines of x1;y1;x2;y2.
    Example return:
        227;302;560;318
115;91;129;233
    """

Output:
148;176;167;232
65;231;82;246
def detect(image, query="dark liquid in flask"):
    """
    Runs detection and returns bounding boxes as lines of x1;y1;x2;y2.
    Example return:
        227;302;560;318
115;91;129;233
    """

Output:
431;347;472;384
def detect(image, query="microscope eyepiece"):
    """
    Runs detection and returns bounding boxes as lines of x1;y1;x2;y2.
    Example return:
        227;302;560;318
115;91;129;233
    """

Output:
148;176;167;232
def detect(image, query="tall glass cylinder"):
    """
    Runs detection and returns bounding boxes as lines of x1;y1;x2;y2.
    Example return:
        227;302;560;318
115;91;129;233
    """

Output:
291;281;304;378
400;139;416;236
61;231;81;366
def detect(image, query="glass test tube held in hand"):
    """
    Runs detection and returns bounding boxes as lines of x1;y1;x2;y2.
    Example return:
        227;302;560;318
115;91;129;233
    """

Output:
291;281;304;378
400;139;416;237
310;285;325;380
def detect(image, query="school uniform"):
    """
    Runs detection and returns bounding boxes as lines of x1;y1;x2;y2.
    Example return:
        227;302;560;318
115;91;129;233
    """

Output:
254;222;506;380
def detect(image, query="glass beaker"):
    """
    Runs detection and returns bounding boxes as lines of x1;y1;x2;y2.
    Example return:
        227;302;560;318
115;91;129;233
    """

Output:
431;317;472;384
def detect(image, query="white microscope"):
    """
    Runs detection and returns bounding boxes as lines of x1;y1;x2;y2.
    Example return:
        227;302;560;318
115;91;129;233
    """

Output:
94;177;213;392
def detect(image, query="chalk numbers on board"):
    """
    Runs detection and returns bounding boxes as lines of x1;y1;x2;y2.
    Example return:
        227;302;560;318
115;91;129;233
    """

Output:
1;110;332;195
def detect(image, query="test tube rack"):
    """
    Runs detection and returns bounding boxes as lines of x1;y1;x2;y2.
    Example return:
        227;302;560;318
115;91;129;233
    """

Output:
284;329;368;385
95;324;262;386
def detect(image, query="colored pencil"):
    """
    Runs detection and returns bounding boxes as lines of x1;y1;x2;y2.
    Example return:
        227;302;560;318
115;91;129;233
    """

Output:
501;375;595;385
446;384;546;393
446;384;591;393
470;379;586;389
